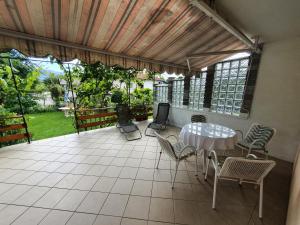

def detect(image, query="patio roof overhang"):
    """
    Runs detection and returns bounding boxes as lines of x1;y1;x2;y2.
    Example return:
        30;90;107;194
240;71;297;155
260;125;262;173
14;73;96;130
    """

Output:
0;0;250;74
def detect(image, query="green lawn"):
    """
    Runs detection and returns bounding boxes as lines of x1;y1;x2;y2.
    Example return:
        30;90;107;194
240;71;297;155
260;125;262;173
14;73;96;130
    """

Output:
26;112;76;140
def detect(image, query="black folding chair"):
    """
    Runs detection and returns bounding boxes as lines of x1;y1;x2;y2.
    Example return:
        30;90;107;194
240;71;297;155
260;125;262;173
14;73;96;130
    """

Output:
145;103;170;137
116;105;142;141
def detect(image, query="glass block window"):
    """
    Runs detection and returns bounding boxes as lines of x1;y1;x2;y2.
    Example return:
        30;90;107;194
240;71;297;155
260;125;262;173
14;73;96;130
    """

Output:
155;84;168;103
172;79;184;107
189;72;207;110
211;58;249;116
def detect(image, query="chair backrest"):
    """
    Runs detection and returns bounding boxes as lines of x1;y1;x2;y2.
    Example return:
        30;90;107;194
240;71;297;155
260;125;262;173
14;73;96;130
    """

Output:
116;104;132;125
155;103;170;124
155;132;177;160
219;157;276;183
191;114;207;123
244;123;276;148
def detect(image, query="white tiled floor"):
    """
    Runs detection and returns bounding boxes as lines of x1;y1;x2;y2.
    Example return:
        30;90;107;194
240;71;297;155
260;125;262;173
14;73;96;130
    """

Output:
0;121;290;225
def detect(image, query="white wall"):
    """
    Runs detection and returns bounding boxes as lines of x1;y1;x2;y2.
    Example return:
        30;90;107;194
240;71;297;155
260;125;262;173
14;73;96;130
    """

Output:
157;37;300;162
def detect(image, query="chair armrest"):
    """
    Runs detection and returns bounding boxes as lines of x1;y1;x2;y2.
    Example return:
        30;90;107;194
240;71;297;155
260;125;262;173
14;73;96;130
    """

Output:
246;154;258;159
249;139;265;150
235;129;244;140
166;135;179;142
177;145;197;159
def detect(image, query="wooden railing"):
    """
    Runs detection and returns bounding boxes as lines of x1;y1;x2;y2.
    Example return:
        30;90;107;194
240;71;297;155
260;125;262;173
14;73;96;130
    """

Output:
75;105;153;132
0;115;31;145
75;107;117;131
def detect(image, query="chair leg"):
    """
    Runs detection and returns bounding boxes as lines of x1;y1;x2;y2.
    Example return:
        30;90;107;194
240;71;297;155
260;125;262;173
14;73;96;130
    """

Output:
212;169;218;209
259;180;264;218
156;151;162;169
204;157;211;181
172;161;179;189
202;149;207;174
195;152;198;176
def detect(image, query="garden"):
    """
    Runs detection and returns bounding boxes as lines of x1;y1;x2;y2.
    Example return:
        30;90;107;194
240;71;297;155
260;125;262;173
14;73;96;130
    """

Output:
0;50;156;143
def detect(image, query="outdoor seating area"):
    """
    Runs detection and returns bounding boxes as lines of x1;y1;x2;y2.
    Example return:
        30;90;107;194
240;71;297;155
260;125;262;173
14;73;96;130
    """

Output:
0;0;299;225
0;121;291;225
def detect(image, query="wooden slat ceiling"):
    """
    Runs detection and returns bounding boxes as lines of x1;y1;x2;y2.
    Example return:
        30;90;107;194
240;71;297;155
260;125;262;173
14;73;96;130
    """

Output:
0;0;246;71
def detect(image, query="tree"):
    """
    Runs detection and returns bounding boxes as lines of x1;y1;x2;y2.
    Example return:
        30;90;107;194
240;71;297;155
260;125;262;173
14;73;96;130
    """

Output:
0;50;41;114
43;73;64;107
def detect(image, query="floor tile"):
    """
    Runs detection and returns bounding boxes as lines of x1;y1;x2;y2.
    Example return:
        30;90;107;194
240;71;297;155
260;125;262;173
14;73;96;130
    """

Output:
20;172;50;185
149;198;174;223
97;157;114;165
0;183;14;196
111;178;134;194
11;207;50;225
153;170;171;182
86;165;107;176
55;174;82;189
196;203;228;225
93;215;121;225
38;173;65;187
0;205;28;225
124;196;150;219
92;177;117;192
54;190;88;211
119;167;138;179
174;199;200;225
56;163;77;173
100;193;129;216
140;159;156;168
136;168;154;180
0;169;19;182
5;170;34;184
26;161;49;171
66;212;96;225
77;191;108;214
125;158;141;167
152;181;173;198
13;186;50;206
111;157;127;166
0;185;32;204
0;123;291;225
103;166;122;177
131;180;153;196
34;188;68;208
121;218;147;225
73;175;99;190
72;164;93;175
147;221;173;225
42;162;64;172
39;209;73;225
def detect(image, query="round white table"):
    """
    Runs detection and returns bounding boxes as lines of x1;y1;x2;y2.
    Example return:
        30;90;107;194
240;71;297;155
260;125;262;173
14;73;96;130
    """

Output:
179;122;237;151
179;122;237;173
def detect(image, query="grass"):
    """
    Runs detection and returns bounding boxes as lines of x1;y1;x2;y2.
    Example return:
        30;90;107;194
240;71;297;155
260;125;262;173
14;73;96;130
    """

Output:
26;111;76;140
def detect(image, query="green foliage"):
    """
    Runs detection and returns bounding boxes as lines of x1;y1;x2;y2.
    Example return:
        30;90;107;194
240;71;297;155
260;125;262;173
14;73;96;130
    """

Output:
0;51;42;114
43;73;64;107
111;89;125;104
131;88;153;106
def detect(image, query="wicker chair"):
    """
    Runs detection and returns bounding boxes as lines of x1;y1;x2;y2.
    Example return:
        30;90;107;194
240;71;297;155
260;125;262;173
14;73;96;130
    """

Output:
191;114;207;123
155;132;198;188
235;123;276;158
205;150;275;218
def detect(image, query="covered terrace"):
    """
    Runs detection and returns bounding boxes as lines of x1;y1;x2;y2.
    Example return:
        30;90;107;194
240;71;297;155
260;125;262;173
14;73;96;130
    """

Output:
0;0;299;225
